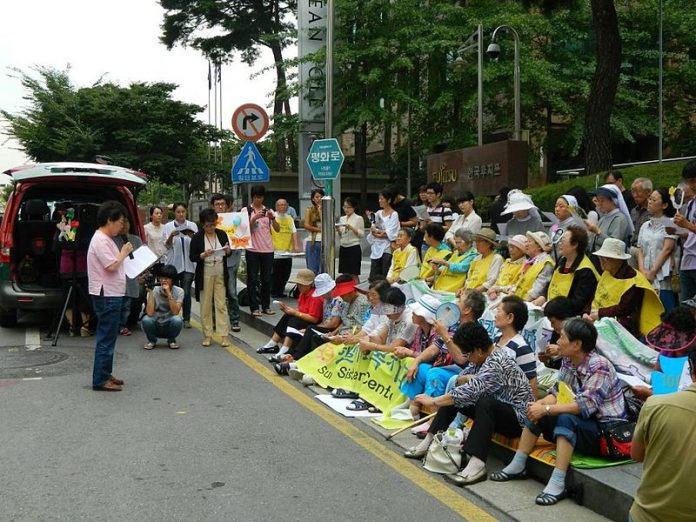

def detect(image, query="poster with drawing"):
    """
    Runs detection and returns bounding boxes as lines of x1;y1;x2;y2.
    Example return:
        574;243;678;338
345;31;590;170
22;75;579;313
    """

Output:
216;212;253;249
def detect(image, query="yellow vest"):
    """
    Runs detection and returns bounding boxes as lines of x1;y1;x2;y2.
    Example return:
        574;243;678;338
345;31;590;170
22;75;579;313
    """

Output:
514;256;555;299
271;214;295;251
433;248;477;293
391;244;419;280
495;258;525;288
420;245;451;280
465;253;498;289
592;269;664;336
548;255;599;301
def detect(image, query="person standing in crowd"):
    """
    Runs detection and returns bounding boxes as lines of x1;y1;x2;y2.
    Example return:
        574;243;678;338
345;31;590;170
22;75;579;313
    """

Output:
629;178;653;247
629;346;696;522
502;190;545;236
445;192;482;246
464;228;504;293
304;188;324;274
411;184;430;254
336;196;365;279
637;188;678;311
190;208;232;347
87;201;133;392
390;186;418;229
163;202;198;328
271;198;300;297
605;170;635;212
493;318;626;506
141;264;184;350
387;228;419;283
586;184;633;252
113;216;142;336
143;205;166;262
245;185;280;317
425;182;454;232
488;187;510;234
210;193;242;332
673;160;696;301
367;187;400;279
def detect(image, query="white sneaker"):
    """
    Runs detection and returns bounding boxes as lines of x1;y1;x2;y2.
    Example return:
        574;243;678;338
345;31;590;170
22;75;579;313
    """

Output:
301;374;316;386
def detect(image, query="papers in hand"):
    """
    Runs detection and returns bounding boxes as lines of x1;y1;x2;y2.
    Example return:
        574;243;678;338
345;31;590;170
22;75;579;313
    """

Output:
617;373;651;389
124;245;159;279
212;246;226;258
412;205;430;222
285;327;304;336
311;328;329;338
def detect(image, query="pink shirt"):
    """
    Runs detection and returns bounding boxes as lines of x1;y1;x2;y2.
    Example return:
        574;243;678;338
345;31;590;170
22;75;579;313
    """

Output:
87;229;125;296
245;207;274;253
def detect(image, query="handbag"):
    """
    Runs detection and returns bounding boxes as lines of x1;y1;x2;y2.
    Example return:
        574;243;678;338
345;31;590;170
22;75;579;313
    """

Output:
598;420;635;459
422;432;462;475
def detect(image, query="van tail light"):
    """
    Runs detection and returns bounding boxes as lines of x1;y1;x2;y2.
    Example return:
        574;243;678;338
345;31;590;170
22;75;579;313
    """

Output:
0;246;10;264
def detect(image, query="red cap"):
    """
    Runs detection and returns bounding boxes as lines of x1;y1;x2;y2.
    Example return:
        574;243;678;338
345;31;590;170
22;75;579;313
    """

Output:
332;280;357;298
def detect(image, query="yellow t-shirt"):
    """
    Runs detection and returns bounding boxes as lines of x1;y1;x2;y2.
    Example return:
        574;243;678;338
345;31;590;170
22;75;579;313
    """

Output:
271;214;296;251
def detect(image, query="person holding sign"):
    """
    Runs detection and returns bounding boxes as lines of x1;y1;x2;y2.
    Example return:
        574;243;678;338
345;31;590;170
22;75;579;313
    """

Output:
190;209;232;347
87;201;134;392
492;318;627;506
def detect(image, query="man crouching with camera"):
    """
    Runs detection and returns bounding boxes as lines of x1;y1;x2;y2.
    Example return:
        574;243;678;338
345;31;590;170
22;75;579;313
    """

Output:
141;264;184;350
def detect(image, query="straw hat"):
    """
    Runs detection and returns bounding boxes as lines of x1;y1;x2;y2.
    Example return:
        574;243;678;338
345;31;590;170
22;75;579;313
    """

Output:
526;231;552;253
502;189;537;215
592;238;631;260
474;228;498;246
288;268;315;286
312;273;337;297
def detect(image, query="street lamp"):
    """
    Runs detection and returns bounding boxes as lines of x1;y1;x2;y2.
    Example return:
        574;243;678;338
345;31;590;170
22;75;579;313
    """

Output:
487;25;521;141
452;24;483;147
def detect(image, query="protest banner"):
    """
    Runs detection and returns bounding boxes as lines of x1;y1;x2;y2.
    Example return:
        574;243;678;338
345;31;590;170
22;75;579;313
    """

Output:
296;342;413;414
216;212;253;249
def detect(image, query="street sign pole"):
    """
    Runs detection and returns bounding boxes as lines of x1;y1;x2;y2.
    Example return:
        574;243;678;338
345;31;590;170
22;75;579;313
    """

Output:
322;0;336;277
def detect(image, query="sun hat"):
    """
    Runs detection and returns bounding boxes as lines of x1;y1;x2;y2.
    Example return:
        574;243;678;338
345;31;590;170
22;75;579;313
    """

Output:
288;268;315;286
312;273;336;297
592;238;631;260
508;234;528;251
332;279;357;298
474;228;498;246
408;294;440;324
646;322;696;356
526;231;552;253
501;189;537;215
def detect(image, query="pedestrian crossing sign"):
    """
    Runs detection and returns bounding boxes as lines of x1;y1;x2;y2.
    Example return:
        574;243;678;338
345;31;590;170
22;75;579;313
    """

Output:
231;141;270;183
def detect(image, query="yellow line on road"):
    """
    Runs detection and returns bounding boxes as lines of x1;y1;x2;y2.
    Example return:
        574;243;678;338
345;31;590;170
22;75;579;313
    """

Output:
222;342;498;522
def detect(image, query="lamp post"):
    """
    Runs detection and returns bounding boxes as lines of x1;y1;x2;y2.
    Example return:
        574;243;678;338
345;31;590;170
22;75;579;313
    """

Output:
487;25;521;141
452;24;484;147
658;0;663;162
321;0;336;276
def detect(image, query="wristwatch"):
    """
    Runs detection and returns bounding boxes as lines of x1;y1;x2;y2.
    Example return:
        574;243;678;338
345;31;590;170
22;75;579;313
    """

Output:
545;405;551;416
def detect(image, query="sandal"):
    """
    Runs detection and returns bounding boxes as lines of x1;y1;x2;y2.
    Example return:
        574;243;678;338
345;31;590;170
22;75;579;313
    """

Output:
535;490;567;506
201;337;212;347
346;398;371;411
489;469;527;482
252;310;262;317
274;362;290;376
263;309;276;315
331;388;359;399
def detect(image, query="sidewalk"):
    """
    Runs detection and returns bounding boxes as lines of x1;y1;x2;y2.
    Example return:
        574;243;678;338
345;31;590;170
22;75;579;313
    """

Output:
193;257;637;522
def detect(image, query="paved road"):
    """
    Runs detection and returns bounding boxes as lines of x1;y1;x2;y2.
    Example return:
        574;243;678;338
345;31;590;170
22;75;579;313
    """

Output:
0;312;508;521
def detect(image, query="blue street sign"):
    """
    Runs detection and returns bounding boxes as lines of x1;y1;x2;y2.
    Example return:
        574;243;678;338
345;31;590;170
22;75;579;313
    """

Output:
307;138;344;181
231;141;270;183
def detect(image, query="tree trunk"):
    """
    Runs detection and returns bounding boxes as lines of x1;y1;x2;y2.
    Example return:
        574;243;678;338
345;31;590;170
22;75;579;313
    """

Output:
583;0;622;174
355;123;368;210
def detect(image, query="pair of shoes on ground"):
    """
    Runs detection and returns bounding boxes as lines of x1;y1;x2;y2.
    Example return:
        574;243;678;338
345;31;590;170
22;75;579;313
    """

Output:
144;341;179;350
490;469;565;505
93;377;123;391
445;467;488;487
251;309;276;317
119;327;132;336
201;337;231;347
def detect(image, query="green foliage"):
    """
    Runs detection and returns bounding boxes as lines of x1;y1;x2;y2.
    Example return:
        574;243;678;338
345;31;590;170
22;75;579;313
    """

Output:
1;67;228;192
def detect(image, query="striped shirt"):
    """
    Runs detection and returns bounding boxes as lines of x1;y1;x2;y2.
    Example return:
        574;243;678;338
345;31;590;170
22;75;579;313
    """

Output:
427;204;454;225
495;334;537;381
450;349;534;426
552;351;627;423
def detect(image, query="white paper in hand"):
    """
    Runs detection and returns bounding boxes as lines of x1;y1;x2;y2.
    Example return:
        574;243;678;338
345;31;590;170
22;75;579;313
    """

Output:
124;245;158;279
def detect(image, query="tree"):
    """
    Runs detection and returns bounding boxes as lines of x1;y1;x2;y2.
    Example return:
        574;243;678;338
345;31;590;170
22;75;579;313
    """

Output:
1;67;227;194
159;0;297;171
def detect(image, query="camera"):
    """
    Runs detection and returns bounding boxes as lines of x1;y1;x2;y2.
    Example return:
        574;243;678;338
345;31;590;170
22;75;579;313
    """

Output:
486;42;501;60
142;272;157;290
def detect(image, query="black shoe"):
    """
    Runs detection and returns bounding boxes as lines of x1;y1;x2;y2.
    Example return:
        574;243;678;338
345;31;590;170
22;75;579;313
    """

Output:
231;323;241;332
256;345;279;354
274;362;290;375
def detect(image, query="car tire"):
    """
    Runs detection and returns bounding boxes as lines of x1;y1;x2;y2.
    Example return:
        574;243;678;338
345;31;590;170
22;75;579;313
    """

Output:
0;308;18;328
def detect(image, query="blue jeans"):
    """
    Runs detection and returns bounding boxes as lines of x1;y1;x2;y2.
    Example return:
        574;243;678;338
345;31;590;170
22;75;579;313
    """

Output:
679;269;696;302
400;363;460;399
119;297;131;329
660;289;678;311
526;413;602;455
226;250;241;324
91;295;123;388
177;271;194;321
306;241;321;275
141;315;183;343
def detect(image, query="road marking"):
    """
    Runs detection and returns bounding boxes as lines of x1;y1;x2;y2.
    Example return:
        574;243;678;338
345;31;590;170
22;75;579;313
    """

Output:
25;328;41;350
222;342;498;521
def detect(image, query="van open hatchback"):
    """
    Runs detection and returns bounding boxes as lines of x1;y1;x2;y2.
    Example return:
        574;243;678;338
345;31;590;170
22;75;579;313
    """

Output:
0;162;147;327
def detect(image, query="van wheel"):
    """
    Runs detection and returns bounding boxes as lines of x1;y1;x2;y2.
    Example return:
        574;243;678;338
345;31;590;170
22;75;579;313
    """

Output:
0;308;17;328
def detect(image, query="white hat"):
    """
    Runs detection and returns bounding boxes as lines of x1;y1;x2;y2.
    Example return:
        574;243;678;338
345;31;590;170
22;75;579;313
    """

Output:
312;273;336;297
408;294;440;324
502;189;537;215
508;234;528;251
526;231;552;253
592;238;631;260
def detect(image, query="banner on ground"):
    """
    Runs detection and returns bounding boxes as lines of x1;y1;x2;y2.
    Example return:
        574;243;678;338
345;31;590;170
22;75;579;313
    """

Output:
296;342;413;414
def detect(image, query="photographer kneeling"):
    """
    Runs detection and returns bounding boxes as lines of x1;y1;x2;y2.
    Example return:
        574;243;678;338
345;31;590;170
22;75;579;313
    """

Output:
141;264;184;350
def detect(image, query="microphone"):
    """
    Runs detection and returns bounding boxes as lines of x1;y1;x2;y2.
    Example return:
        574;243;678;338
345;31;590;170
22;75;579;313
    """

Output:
121;235;134;259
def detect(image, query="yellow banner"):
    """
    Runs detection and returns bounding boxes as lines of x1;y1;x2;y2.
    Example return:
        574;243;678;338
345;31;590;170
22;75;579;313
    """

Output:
296;342;413;414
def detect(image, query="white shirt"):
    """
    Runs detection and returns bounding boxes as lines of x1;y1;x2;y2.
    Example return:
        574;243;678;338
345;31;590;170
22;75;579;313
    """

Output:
162;219;198;274
338;213;365;248
366;210;400;259
445;210;483;243
144;222;166;259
